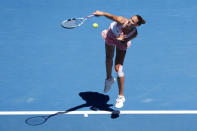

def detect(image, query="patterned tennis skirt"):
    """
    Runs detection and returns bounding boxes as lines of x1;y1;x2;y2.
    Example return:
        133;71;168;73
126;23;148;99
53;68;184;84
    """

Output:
101;29;131;50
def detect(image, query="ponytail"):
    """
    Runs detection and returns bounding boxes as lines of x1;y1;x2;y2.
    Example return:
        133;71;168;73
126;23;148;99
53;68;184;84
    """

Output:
136;15;146;26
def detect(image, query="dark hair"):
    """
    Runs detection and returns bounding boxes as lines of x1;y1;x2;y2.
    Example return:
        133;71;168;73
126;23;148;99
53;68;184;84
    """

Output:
136;15;146;26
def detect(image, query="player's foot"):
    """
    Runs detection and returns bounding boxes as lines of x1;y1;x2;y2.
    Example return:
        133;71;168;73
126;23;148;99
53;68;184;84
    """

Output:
115;95;125;108
104;77;115;93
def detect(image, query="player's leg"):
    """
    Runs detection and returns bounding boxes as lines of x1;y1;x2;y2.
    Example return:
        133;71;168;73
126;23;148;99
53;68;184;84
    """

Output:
115;65;125;96
105;43;115;79
114;48;127;108
104;43;115;93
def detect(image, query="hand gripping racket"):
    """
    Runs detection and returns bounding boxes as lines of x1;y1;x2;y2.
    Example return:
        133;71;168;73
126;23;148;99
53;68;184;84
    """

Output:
61;15;94;29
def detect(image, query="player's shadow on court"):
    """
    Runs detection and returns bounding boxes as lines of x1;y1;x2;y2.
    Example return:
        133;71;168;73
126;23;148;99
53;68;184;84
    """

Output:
79;91;120;118
71;91;120;118
25;91;119;126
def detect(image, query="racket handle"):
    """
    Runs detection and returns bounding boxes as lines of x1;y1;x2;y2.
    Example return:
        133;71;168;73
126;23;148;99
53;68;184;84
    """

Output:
86;15;94;18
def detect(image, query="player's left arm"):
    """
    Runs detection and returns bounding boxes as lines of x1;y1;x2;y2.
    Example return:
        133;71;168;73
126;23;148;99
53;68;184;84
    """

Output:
118;31;138;43
124;31;138;42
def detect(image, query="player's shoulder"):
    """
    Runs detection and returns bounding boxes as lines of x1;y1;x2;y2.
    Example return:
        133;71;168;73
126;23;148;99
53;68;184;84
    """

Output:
134;27;138;36
116;16;128;24
130;27;138;37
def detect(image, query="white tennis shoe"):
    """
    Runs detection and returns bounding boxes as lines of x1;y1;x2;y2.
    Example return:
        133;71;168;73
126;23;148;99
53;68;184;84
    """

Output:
115;96;125;108
104;77;115;93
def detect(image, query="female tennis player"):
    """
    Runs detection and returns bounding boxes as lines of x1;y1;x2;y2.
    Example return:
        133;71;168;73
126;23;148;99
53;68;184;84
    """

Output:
93;10;146;108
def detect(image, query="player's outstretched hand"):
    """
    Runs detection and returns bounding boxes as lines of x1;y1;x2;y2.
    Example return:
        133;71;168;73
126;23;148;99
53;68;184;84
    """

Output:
93;10;104;16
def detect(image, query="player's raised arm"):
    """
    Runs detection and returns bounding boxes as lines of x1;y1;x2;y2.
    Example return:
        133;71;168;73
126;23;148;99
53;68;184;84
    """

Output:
93;10;128;24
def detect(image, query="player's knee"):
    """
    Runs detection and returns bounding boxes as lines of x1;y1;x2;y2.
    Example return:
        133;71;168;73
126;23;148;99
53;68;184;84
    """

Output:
115;64;124;77
115;65;120;72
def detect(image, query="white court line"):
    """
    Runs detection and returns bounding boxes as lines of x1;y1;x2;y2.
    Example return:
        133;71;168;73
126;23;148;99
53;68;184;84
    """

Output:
1;110;197;115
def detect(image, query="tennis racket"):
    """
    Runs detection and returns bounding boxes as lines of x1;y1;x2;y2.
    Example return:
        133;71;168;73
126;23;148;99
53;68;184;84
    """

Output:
25;104;88;126
61;14;94;29
25;112;64;126
25;115;51;126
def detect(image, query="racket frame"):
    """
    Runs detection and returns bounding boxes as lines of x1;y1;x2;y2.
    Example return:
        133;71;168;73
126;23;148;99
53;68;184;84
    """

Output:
61;14;94;29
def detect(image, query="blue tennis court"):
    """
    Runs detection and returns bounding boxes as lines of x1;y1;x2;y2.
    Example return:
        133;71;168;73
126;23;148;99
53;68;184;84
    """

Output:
0;0;197;130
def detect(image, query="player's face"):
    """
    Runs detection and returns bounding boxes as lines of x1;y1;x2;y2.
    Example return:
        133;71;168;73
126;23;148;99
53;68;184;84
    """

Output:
128;16;139;27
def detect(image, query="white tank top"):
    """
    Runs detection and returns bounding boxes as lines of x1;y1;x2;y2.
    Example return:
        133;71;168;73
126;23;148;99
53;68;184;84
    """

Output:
110;22;120;37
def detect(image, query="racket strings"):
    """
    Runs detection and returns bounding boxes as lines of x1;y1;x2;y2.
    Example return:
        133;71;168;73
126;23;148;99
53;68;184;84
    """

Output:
61;14;94;29
25;116;48;126
61;18;84;28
